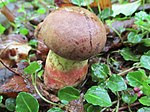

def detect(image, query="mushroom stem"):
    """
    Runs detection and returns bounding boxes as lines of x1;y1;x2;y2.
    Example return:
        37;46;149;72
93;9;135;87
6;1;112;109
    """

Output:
44;50;88;90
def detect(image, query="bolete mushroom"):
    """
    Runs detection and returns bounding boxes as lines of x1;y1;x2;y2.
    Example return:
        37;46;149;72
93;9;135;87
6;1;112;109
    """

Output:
39;6;106;90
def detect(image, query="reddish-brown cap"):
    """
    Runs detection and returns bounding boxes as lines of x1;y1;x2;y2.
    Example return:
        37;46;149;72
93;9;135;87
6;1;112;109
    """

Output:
40;6;106;61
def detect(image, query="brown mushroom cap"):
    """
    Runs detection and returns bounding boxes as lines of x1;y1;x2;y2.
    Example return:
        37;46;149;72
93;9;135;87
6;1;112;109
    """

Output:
40;6;106;61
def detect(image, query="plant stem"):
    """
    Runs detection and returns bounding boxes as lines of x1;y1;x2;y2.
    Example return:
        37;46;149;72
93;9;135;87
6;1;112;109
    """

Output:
32;73;59;106
128;105;132;112
97;0;101;14
115;92;120;112
0;103;5;108
142;0;145;11
118;66;135;76
111;27;123;42
33;83;59;106
87;0;93;12
118;63;140;76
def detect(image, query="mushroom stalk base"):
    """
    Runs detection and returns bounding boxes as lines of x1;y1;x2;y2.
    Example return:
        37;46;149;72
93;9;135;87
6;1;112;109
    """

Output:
44;50;88;90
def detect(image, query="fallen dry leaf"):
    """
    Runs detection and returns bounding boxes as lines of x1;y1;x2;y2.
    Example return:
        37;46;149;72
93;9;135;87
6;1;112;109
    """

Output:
0;34;31;67
0;74;29;97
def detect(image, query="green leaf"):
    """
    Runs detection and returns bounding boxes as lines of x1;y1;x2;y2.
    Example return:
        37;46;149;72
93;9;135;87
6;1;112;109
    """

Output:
144;50;150;56
24;61;42;74
84;86;112;107
17;7;25;13
19;27;29;35
37;7;46;14
126;69;147;87
37;70;44;79
101;8;113;20
58;86;80;102
135;11;149;21
28;39;38;47
127;32;143;44
7;0;16;2
0;96;3;103
5;98;16;111
106;74;127;92
0;24;6;34
120;47;139;61
71;0;94;6
47;107;64;112
91;63;109;82
139;96;150;106
140;55;150;70
141;38;150;47
142;81;150;96
0;3;4;8
112;0;141;17
134;11;150;32
16;92;39;112
137;107;150;112
122;93;137;104
60;100;69;105
86;105;102;112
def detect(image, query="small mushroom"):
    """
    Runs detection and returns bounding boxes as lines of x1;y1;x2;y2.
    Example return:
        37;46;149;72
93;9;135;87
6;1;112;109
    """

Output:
39;6;106;90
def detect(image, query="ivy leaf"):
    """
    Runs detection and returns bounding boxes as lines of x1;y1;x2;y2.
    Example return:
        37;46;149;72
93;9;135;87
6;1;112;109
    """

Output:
58;86;80;102
16;92;39;112
126;69;147;87
140;55;150;70
19;27;29;35
47;107;64;112
0;96;3;103
91;63;109;82
86;105;102;112
135;11;149;21
122;93;137;104
112;0;141;17
28;39;38;48
5;98;16;111
127;32;143;44
137;107;150;112
100;8;113;20
134;11;150;32
120;47;139;61
139;96;150;106
24;61;42;74
142;81;150;96
141;38;150;47
0;24;6;34
84;86;112;107
144;50;150;56
37;7;46;14
106;74;127;92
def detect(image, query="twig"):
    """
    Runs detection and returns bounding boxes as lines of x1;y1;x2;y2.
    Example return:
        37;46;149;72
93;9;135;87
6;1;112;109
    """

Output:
118;102;140;111
0;59;20;75
0;6;15;22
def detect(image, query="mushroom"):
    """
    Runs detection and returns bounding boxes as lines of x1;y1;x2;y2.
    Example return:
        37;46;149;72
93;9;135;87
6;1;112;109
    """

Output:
39;6;106;90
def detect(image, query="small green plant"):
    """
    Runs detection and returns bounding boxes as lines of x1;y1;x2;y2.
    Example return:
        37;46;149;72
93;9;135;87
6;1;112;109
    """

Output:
5;98;16;111
16;92;39;112
0;24;6;35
